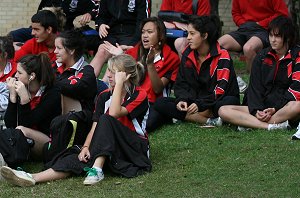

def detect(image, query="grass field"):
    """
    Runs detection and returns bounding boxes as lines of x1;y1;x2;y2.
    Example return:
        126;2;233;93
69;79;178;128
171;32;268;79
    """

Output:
0;58;299;197
0;123;299;197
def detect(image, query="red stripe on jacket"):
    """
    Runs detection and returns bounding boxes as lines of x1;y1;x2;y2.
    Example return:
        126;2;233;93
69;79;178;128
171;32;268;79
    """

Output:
288;88;300;101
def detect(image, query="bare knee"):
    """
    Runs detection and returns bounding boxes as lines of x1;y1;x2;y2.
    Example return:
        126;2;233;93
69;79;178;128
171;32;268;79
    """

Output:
174;38;187;55
243;44;257;57
218;34;241;51
243;38;263;57
287;101;300;114
15;125;29;136
218;105;236;120
218;106;228;119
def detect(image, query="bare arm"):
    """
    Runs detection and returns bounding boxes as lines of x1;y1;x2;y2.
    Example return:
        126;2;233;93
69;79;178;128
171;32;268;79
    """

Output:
146;47;168;94
109;71;130;118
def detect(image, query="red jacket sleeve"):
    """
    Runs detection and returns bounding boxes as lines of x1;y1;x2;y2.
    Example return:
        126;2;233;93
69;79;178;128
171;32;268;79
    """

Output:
160;0;173;10
257;0;288;29
232;0;245;26
197;0;211;16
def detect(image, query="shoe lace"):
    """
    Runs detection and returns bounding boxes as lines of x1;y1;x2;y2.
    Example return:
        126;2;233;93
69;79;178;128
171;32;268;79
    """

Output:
16;167;24;171
16;167;32;178
84;167;98;177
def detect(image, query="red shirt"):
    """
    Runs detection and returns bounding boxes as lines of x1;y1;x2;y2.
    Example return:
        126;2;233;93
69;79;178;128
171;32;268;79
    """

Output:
14;38;56;63
126;44;180;103
160;0;210;16
0;60;16;82
232;0;288;29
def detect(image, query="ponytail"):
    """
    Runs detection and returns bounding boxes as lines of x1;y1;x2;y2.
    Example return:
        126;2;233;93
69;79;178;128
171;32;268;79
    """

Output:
17;53;55;86
136;62;145;85
38;53;55;86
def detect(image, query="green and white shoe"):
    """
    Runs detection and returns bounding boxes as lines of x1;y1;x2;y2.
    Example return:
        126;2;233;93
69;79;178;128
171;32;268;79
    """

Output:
83;167;104;185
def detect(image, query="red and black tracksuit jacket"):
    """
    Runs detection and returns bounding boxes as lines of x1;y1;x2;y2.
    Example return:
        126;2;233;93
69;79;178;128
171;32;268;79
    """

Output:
93;87;149;139
247;46;300;116
4;86;61;136
54;61;97;112
174;43;239;112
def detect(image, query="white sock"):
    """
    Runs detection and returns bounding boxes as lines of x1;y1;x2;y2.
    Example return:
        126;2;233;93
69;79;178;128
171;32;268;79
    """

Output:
92;167;103;173
206;118;211;124
267;124;273;131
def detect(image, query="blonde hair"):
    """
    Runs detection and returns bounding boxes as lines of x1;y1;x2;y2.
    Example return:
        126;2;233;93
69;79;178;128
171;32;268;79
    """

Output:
107;54;145;86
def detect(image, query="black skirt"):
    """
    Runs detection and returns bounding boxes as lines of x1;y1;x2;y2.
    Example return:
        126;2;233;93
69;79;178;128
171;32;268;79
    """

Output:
45;114;152;178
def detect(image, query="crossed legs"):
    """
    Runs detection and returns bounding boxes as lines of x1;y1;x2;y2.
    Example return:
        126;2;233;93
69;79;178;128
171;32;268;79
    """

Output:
218;101;300;129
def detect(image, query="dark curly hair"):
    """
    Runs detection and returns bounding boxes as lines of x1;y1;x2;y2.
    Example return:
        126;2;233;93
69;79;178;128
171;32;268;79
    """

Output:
56;29;86;62
188;15;221;47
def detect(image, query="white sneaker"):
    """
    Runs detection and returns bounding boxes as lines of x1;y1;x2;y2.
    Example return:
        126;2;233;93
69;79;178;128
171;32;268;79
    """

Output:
237;76;247;93
0;166;35;187
0;153;7;181
83;167;104;185
268;120;290;131
206;117;223;127
291;122;300;140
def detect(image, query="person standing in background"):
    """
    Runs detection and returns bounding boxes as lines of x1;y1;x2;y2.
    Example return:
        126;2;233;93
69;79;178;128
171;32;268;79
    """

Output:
218;0;289;93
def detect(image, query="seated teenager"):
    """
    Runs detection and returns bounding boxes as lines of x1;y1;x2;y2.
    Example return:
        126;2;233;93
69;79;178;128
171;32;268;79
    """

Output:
0;54;151;187
4;53;61;160
218;0;289;93
14;10;58;63
0;36;17;117
53;29;97;112
154;15;240;126
10;6;67;51
39;30;98;163
96;17;180;132
219;16;300;131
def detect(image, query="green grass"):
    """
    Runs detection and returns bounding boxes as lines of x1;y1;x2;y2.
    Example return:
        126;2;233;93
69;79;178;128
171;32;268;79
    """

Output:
1;58;299;197
0;123;299;197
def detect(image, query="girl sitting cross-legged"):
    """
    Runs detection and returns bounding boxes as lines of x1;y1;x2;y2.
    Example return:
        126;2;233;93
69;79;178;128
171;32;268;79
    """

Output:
219;16;300;131
154;15;240;126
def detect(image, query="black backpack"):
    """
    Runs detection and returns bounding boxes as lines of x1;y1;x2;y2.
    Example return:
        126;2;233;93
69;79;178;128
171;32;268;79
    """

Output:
42;110;92;164
0;128;30;168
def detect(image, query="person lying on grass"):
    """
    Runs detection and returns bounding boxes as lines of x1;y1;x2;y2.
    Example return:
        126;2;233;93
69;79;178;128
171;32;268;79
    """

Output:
154;15;240;127
219;16;300;131
0;54;151;187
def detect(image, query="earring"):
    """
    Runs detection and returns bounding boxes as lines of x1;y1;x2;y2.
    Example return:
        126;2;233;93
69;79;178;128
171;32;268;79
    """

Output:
158;41;161;46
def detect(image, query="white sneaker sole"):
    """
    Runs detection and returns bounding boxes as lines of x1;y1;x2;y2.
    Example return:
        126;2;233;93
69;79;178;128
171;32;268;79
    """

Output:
83;176;104;185
0;166;35;187
0;153;7;181
0;153;7;168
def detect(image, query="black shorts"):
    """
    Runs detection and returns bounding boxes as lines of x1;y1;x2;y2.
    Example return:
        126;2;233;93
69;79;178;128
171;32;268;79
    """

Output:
228;22;269;49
